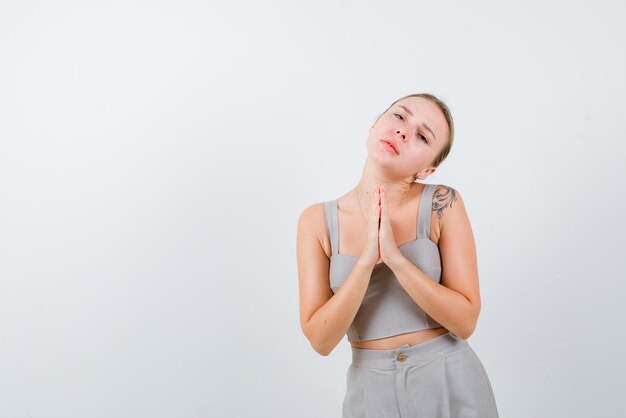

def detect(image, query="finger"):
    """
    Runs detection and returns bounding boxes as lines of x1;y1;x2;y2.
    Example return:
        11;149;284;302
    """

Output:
376;187;382;227
375;187;381;211
381;187;387;219
371;187;380;226
382;187;392;225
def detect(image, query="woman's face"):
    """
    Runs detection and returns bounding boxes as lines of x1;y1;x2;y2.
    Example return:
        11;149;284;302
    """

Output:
366;96;449;179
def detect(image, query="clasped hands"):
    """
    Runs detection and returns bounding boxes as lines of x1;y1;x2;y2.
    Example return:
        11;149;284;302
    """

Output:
360;186;406;269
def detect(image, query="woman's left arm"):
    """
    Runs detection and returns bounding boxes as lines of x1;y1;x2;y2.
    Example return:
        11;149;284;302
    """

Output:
387;185;481;340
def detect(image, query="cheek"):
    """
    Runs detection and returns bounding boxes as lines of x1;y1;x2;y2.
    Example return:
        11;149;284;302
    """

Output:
407;147;432;164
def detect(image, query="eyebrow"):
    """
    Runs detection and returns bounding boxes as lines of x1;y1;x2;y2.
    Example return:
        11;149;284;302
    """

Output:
397;105;437;143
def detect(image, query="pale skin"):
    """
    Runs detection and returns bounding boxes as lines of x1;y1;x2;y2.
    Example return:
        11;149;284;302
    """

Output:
297;97;481;356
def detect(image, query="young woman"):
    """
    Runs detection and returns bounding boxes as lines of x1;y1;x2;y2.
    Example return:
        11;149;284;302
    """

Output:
296;93;500;417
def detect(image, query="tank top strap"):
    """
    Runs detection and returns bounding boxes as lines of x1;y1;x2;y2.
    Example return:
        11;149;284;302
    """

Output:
416;183;437;240
323;200;340;255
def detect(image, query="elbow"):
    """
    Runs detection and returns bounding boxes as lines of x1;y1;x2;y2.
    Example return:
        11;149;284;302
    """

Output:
309;331;335;356
302;323;334;356
456;327;474;340
311;341;332;357
452;325;474;340
457;314;479;340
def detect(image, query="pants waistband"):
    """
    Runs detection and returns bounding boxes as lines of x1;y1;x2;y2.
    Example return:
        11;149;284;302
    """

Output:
350;332;469;369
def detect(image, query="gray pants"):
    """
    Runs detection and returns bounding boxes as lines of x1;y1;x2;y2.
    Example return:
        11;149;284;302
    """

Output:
343;332;499;418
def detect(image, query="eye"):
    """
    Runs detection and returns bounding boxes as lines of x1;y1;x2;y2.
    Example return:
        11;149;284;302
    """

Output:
394;113;428;143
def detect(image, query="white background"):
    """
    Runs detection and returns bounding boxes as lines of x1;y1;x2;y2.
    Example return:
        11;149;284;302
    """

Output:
1;1;625;417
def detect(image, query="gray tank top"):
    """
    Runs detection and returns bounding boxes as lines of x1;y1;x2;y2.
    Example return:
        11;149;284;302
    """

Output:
324;183;443;342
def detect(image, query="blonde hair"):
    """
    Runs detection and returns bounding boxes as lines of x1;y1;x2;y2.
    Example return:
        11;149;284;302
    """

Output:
377;93;454;172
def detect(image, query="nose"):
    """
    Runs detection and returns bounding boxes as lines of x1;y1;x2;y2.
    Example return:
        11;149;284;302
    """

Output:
396;130;407;142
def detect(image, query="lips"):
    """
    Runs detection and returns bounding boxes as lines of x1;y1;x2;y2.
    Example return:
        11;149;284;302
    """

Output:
381;139;399;155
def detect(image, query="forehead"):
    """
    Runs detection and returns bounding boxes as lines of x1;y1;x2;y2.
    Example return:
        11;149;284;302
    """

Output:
392;97;448;140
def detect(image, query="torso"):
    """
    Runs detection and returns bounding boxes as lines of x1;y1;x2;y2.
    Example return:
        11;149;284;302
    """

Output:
322;182;448;350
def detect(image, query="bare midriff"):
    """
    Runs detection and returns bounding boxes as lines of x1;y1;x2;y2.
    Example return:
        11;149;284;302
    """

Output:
349;327;449;350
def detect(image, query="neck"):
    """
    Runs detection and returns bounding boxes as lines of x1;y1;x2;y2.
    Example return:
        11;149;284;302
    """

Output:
355;159;415;201
355;180;413;202
354;176;414;214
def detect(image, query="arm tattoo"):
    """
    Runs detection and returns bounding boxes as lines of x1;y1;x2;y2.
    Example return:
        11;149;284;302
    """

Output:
432;185;457;219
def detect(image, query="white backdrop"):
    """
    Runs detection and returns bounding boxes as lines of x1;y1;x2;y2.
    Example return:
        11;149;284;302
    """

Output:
1;1;625;417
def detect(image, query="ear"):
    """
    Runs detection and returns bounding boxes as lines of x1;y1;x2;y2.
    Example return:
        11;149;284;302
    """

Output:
416;167;437;180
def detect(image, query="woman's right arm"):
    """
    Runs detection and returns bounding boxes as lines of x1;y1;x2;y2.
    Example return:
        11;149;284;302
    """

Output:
296;203;375;356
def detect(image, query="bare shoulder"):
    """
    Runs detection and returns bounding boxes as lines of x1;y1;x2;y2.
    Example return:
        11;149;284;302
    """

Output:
432;184;461;221
297;202;331;261
431;184;475;243
429;184;464;242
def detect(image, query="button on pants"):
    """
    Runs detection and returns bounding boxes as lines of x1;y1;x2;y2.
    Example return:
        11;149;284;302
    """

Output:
343;332;499;418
